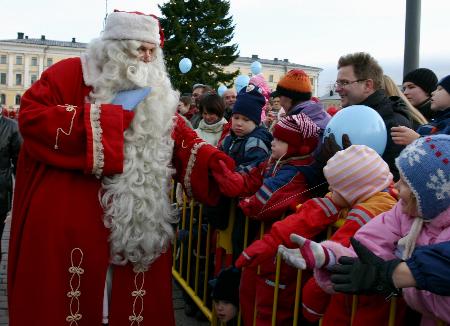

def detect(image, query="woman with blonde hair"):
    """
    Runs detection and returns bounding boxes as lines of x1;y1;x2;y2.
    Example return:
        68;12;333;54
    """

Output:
382;75;427;129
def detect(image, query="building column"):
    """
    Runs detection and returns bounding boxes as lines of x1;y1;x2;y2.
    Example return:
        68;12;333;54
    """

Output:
7;54;14;87
38;56;44;77
24;56;30;88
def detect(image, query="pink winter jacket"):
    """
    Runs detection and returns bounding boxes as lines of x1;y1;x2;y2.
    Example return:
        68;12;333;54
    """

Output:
315;201;450;325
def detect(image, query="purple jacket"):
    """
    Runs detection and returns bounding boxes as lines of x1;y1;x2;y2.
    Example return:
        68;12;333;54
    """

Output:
289;100;331;132
315;201;450;325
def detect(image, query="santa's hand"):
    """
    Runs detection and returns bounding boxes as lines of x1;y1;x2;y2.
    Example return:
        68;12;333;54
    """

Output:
289;233;335;269
235;239;277;269
211;160;244;197
112;87;151;111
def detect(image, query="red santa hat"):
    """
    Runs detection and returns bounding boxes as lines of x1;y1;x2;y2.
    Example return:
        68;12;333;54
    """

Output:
102;10;164;47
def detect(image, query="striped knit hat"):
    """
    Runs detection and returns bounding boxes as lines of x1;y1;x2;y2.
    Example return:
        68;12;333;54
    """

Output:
276;69;312;102
273;113;320;157
324;145;393;206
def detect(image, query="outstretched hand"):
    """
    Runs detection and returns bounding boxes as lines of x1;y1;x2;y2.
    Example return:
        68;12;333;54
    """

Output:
316;133;352;164
112;87;152;111
390;126;420;146
278;234;335;270
330;237;401;295
210;160;244;197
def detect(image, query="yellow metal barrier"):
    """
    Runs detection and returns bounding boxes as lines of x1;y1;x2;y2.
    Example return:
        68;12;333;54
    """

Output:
171;194;446;326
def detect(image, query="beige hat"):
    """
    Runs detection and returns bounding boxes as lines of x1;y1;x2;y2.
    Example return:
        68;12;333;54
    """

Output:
102;10;164;47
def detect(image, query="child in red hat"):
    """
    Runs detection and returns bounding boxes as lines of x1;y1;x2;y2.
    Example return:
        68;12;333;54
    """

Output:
213;112;321;325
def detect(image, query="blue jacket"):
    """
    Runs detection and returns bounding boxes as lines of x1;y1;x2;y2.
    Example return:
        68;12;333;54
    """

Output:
220;126;273;173
406;241;450;295
417;108;450;136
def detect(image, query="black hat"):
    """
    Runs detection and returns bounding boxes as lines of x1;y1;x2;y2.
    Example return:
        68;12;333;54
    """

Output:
232;85;265;125
403;68;438;95
211;267;241;306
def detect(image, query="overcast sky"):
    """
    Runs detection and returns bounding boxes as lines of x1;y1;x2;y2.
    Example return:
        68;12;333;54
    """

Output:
3;0;450;95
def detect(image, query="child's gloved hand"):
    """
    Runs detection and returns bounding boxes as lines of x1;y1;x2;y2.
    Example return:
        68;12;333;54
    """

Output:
211;160;244;197
330;238;402;295
112;87;151;111
278;245;306;269
278;234;335;270
235;238;277;269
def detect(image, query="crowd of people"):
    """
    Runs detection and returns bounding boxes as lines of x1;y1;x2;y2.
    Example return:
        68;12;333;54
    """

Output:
1;9;449;326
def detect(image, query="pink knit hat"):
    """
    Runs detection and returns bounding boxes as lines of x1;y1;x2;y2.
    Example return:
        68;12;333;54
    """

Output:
323;145;393;205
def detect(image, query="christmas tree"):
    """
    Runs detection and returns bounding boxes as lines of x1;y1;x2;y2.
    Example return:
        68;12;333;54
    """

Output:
159;0;239;93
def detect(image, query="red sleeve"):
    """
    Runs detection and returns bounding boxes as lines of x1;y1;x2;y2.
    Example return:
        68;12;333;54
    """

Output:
19;58;133;176
268;197;341;246
329;205;376;247
239;173;310;221
172;115;235;206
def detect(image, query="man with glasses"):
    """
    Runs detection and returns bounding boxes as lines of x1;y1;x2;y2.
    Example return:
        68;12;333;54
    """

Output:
333;52;411;179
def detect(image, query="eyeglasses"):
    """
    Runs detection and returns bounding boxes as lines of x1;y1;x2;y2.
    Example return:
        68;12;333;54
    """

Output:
334;79;367;88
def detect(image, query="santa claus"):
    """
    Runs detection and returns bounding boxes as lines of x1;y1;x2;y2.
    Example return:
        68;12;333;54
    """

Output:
8;10;233;325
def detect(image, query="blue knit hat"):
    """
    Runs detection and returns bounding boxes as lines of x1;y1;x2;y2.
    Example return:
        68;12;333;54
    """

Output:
438;75;450;95
395;135;450;220
232;84;265;125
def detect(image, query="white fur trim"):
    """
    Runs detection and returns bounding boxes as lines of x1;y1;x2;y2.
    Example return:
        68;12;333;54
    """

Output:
184;141;207;197
102;11;160;44
89;104;104;178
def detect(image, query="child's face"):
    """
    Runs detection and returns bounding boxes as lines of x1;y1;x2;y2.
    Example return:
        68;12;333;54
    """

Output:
177;101;189;115
214;300;237;323
271;138;288;160
395;177;418;216
202;111;220;124
431;85;450;111
231;113;256;137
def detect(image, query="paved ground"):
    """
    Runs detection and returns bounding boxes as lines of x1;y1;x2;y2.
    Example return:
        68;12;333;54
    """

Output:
0;217;208;326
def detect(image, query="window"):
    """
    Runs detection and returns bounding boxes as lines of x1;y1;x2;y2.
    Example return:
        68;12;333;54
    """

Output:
0;94;5;105
269;75;274;83
0;55;6;64
47;58;53;67
0;73;6;85
310;78;314;86
15;74;22;85
31;74;37;84
16;56;23;65
15;94;21;105
31;57;38;66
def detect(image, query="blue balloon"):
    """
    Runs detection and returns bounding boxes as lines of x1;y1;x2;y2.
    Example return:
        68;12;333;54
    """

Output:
218;85;228;96
250;61;262;75
235;75;250;93
179;58;192;73
323;105;387;155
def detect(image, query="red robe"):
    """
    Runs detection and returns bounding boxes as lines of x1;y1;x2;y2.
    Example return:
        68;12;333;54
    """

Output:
8;57;233;326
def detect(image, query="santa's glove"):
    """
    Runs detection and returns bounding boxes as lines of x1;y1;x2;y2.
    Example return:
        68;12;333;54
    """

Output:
112;87;151;111
235;238;277;269
330;238;402;296
278;234;335;270
211;160;244;197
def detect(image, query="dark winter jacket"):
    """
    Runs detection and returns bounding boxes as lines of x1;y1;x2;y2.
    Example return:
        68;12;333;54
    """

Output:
0;116;22;218
359;90;412;180
220;126;272;173
407;241;450;296
417;108;450;136
417;98;434;121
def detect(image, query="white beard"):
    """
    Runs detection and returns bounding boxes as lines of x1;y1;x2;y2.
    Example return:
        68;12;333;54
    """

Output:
84;39;179;271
